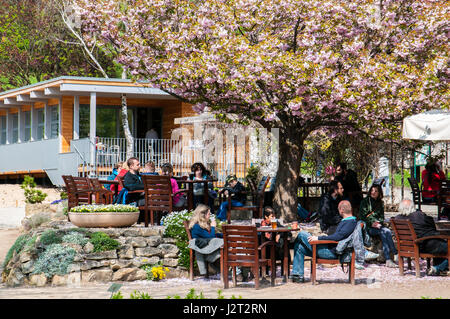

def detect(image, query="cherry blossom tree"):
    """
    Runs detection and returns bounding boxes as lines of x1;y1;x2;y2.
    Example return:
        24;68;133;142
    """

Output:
74;0;449;220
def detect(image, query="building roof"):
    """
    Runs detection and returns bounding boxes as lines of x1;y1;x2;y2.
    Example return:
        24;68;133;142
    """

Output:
0;76;175;108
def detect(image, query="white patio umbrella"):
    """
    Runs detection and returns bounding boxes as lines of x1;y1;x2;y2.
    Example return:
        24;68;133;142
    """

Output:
402;109;450;141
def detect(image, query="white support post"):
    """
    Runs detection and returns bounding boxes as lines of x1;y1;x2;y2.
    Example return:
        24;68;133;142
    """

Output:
18;106;24;143
89;92;97;167
73;95;79;140
31;104;37;141
44;101;50;140
6;109;11;144
58;97;62;152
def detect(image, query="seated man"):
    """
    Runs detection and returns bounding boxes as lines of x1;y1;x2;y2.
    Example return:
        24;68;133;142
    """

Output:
318;180;344;235
123;157;145;206
396;199;448;276
291;200;357;283
216;175;246;221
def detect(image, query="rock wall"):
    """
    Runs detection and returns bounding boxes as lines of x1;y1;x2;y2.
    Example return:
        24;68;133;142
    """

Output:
2;221;187;287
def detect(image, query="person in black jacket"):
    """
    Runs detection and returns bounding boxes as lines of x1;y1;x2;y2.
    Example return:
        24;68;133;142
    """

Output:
334;162;363;209
291;200;357;283
396;199;448;276
123;157;145;206
318;180;344;235
216;175;246;221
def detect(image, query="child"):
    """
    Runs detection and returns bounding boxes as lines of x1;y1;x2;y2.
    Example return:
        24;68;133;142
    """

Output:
217;174;246;221
161;163;187;208
141;161;159;175
110;161;128;193
104;162;121;190
260;207;288;262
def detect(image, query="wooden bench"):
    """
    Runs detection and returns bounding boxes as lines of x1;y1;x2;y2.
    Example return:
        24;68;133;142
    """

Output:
390;218;450;277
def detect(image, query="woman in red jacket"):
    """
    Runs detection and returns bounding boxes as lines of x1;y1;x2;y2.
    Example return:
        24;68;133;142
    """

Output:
422;160;445;203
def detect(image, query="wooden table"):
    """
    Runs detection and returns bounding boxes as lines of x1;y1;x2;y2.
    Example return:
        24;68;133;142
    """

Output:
98;180;119;198
257;226;300;282
177;178;217;210
435;220;450;235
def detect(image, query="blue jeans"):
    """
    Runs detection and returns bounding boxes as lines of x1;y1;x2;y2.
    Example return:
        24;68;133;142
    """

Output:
217;200;243;221
292;231;337;277
368;227;397;260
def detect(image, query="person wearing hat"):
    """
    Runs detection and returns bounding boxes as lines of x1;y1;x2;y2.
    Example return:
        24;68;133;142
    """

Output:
217;175;246;221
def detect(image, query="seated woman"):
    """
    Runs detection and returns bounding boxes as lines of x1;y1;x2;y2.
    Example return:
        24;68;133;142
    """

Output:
217;175;246;221
188;204;223;276
161;163;187;208
359;184;398;268
422;160;446;203
190;162;216;212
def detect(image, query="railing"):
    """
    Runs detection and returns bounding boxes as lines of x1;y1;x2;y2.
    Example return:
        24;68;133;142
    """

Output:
72;137;256;186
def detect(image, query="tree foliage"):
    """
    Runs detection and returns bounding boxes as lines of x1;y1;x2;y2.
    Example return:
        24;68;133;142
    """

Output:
75;0;449;219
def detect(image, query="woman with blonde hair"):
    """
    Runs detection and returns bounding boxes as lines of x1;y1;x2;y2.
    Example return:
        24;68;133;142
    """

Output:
187;204;223;276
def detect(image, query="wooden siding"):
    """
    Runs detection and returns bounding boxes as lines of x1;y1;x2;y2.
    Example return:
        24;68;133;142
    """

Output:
61;96;74;153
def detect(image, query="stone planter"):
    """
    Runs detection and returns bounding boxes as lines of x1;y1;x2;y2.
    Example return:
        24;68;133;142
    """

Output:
68;211;140;228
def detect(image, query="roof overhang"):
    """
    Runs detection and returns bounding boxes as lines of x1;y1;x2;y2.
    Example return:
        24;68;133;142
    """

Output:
0;76;177;107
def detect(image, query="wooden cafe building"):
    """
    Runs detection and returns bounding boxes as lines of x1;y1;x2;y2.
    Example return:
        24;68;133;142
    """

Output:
0;76;197;186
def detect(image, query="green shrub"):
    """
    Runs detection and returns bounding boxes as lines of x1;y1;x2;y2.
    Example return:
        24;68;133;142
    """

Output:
161;210;193;269
89;232;119;252
21;175;47;204
32;244;76;278
2;234;31;268
60;191;68;200
62;231;89;246
40;229;63;246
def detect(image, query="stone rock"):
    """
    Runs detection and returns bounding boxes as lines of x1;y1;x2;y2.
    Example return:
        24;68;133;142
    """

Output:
135;247;161;257
110;259;134;271
112;268;147;281
139;227;163;237
118;244;135;259
21;260;34;274
25;203;52;217
132;256;160;268
51;273;82;286
130;237;147;248
81;268;113;283
159;244;179;258
116;236;129;245
67;263;81;273
123;229;140;237
51;274;68;286
162;258;178;267
63;243;83;253
83;242;94;253
19;252;32;263
85;250;117;260
163;237;177;244
94;228;123;238
28;274;48;287
147;236;162;246
79;260;110;271
6;268;25;287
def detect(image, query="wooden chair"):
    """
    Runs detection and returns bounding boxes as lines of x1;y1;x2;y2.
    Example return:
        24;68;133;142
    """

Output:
62;175;93;212
408;177;423;211
390;218;450;277
222;225;275;290
437;180;450;220
183;220;224;281
308;238;356;285
222;176;270;224
88;178;114;204
142;175;189;226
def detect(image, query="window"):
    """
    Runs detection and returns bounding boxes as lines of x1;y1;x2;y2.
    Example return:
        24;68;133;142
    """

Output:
12;113;18;143
50;106;59;138
79;105;132;138
0;116;6;144
24;111;31;142
36;109;45;140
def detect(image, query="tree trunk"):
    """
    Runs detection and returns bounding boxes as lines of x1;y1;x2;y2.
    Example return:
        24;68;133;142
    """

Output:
272;130;306;222
121;93;134;159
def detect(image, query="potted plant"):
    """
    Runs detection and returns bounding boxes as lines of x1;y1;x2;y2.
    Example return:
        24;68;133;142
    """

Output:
68;204;140;228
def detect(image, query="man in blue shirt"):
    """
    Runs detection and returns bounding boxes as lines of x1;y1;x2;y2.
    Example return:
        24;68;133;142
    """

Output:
291;200;357;283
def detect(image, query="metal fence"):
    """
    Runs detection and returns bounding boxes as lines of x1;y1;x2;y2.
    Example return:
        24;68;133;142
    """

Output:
73;137;253;186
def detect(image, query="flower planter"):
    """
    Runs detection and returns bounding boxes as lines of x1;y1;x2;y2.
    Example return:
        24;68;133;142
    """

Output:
68;211;140;228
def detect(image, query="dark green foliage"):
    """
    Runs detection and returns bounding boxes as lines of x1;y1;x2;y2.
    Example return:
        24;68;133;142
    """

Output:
39;229;63;246
21;175;47;204
2;234;30;268
32;244;76;278
89;232;119;252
